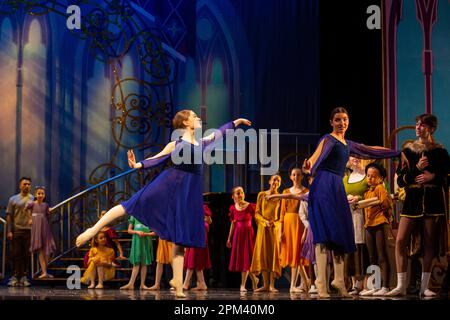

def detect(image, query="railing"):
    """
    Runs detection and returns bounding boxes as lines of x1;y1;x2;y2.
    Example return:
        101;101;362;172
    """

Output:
0;216;6;279
31;167;143;277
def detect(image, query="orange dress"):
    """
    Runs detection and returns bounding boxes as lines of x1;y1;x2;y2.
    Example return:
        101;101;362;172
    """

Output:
250;191;282;278
279;188;309;268
156;238;173;264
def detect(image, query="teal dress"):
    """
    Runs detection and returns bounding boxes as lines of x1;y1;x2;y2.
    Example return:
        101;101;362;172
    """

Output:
129;216;154;265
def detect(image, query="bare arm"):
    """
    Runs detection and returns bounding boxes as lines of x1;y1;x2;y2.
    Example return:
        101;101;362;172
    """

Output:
226;221;235;248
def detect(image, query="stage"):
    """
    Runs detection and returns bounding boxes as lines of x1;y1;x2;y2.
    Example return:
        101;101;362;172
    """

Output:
0;287;445;301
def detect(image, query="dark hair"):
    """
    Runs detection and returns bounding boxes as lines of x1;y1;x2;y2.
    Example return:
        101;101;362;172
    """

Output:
416;114;437;131
289;167;302;176
231;186;244;195
20;177;31;183
91;231;106;248
172;109;192;129
365;162;386;179
330;107;349;121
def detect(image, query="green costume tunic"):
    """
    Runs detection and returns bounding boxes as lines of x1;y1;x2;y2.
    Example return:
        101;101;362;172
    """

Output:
129;216;154;265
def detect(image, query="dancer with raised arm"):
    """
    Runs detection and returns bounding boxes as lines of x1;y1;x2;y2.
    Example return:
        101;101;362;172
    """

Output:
76;110;251;297
302;107;399;298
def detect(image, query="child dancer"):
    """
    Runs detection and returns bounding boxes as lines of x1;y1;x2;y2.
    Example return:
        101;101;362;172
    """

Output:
279;168;310;293
76;110;251;297
183;204;213;291
250;174;282;293
81;231;116;289
120;217;155;290
358;162;393;296
227;186;259;292
344;157;371;294
148;238;173;290
28;186;56;278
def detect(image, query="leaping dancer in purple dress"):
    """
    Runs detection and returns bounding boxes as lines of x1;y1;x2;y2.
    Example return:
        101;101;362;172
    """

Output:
76;109;251;298
301;107;399;298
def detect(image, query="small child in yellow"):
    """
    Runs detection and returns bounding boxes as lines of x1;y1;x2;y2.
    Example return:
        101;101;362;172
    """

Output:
81;231;116;289
358;162;393;296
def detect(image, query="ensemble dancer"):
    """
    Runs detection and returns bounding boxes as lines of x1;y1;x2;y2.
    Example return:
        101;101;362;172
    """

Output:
387;114;450;297
76;110;251;297
302;107;399;298
250;175;282;293
226;186;259;292
183;204;213;291
358;162;393;296
279;168;310;293
120;216;155;290
344;157;371;294
148;238;173;290
28;186;56;279
81;231;116;288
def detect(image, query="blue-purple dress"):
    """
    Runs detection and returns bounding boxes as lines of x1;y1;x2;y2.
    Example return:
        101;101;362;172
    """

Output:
308;134;399;254
121;122;235;248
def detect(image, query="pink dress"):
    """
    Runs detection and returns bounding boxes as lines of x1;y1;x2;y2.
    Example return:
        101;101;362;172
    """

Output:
228;203;256;272
184;205;212;270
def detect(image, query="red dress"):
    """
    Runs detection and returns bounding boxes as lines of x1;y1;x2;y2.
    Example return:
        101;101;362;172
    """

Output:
228;203;256;272
183;205;212;270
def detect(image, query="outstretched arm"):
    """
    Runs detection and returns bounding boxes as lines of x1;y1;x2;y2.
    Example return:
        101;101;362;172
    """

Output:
128;141;176;169
226;221;235;248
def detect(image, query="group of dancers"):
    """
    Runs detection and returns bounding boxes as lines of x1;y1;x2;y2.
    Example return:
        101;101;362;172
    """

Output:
72;108;449;298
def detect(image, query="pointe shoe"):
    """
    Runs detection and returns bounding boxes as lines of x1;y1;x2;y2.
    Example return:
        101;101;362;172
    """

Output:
240;286;247;293
76;228;96;247
290;287;302;293
147;285;160;291
315;279;330;298
120;284;134;290
359;288;377;296
421;289;436;297
385;287;406;297
372;287;389;296
331;280;352;298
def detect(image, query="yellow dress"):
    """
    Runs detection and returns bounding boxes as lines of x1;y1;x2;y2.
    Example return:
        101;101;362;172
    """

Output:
250;191;282;278
279;188;309;268
81;247;116;284
156;238;173;264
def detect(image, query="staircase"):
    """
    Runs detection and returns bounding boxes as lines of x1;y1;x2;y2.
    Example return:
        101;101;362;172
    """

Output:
26;167;148;287
31;225;140;287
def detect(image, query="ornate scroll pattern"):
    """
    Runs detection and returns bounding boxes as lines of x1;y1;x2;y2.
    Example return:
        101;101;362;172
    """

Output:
0;1;179;249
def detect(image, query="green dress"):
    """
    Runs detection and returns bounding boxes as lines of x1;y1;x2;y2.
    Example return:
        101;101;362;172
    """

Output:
129;216;154;265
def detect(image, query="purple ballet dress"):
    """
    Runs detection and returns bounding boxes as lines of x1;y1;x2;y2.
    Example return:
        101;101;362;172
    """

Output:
29;202;57;256
121;122;235;248
308;134;399;254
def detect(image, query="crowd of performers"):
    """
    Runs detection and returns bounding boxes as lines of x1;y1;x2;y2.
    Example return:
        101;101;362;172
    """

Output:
4;108;450;299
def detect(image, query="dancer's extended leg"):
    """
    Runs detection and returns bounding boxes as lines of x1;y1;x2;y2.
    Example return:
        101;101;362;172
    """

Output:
76;205;127;247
